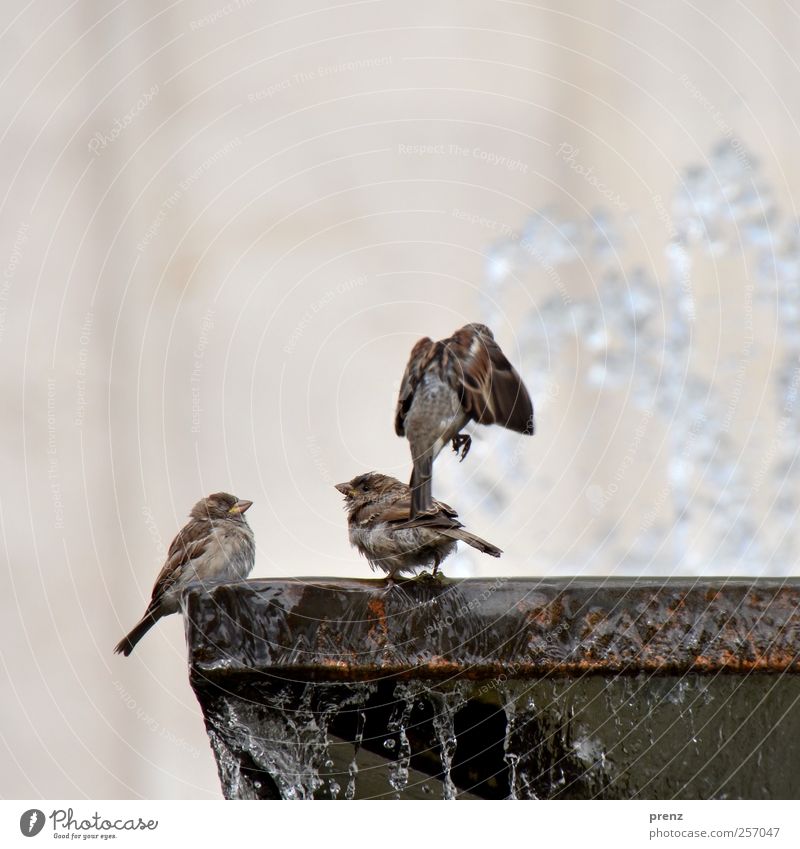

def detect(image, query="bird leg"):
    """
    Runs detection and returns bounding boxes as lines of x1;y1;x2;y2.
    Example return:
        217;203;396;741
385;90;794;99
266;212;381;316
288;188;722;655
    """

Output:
451;433;472;461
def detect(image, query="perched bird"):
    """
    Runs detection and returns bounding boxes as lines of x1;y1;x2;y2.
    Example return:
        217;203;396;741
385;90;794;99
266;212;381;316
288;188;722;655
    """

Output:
335;472;501;581
114;492;255;656
395;323;534;517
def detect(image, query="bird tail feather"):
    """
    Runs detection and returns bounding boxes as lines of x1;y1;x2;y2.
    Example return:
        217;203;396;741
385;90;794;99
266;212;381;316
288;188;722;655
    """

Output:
410;454;433;518
443;528;502;558
114;610;161;656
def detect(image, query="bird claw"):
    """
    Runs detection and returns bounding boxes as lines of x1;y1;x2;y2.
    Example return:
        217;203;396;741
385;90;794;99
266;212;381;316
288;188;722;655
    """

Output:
417;568;446;584
451;434;472;462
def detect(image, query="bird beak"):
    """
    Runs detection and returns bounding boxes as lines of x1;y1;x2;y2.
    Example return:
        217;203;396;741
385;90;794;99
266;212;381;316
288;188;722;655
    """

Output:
335;482;351;496
229;499;253;514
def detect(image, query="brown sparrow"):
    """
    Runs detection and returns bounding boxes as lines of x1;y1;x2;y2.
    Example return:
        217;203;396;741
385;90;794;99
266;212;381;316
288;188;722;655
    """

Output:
395;323;534;517
335;472;501;580
114;492;255;656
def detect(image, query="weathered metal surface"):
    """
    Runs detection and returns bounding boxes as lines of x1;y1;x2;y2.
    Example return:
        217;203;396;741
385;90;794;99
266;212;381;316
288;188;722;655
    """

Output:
185;577;800;684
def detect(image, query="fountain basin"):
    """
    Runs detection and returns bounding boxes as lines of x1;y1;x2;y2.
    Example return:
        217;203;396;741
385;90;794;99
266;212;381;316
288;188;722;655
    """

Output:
185;578;800;799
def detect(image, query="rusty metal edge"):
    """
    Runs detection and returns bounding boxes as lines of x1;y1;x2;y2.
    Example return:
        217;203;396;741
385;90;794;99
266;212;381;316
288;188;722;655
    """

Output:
185;577;800;684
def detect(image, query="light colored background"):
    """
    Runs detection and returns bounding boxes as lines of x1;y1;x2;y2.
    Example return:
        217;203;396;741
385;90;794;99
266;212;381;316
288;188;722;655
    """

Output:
1;0;798;798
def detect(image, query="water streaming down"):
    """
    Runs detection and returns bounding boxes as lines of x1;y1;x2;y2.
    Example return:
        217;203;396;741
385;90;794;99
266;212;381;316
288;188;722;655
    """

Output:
498;674;800;799
203;683;371;800
200;680;477;799
385;682;416;796
428;685;469;799
344;707;366;800
197;673;800;799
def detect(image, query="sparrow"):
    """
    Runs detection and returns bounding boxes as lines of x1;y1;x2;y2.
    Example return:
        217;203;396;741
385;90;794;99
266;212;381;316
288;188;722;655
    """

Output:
114;492;255;656
395;323;534;517
335;472;501;580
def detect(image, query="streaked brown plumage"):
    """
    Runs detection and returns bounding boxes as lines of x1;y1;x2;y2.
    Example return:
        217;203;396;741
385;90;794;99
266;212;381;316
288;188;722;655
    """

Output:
395;323;534;517
335;472;502;580
114;492;255;656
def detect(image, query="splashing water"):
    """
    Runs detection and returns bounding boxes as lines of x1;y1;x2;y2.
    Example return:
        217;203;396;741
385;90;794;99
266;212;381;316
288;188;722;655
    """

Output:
497;674;800;800
429;685;469;799
344;709;366;800
447;139;798;574
385;683;416;795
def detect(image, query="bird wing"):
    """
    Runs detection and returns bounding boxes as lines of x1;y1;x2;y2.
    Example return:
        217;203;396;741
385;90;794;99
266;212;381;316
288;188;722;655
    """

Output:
447;327;534;434
356;493;461;531
148;520;213;607
394;336;436;436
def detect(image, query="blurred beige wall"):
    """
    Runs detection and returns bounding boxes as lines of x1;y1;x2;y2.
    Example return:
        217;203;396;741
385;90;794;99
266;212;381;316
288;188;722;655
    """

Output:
1;0;798;798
